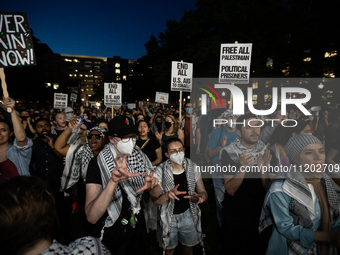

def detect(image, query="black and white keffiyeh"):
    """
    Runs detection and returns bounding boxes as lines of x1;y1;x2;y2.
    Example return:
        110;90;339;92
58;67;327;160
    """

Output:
97;143;153;238
259;170;340;255
60;126;107;192
41;236;111;255
155;158;204;253
220;136;267;165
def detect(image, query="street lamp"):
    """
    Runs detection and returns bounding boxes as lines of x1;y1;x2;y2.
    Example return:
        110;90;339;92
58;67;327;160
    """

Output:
318;83;324;89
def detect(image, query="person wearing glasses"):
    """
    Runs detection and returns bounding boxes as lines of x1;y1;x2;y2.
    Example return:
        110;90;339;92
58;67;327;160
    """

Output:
85;115;161;255
152;137;208;255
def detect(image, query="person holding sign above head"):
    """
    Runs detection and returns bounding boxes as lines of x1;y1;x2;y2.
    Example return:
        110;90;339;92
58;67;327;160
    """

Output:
85;115;161;255
0;97;33;181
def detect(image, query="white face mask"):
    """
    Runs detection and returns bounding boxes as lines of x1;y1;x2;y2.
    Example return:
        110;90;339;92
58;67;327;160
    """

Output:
227;119;236;129
115;138;136;155
170;151;185;165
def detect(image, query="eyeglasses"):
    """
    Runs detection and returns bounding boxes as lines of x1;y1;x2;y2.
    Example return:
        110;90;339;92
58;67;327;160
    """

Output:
87;134;103;140
36;124;50;128
119;135;137;143
168;148;185;155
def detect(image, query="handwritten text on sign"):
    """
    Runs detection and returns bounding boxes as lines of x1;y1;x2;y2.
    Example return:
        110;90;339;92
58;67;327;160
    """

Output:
104;83;122;106
171;61;193;92
0;12;36;67
54;93;68;109
219;43;252;84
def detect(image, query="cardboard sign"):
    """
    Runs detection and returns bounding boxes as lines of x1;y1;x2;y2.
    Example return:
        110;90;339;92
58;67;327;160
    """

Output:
70;93;77;102
0;11;36;67
219;43;252;84
54;93;68;109
104;82;122;106
155;92;169;104
171;61;193;92
127;103;136;110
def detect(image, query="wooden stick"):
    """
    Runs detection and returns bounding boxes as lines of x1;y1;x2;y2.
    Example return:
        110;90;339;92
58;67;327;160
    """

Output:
0;68;12;113
111;105;113;119
179;90;182;120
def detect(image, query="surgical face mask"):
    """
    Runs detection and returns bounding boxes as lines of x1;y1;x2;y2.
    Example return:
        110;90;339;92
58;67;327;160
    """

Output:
84;115;88;119
186;108;193;115
170;151;185;165
227;119;236;129
115;137;136;155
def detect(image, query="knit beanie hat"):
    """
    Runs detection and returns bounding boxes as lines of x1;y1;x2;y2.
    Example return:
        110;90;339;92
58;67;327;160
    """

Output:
285;134;324;162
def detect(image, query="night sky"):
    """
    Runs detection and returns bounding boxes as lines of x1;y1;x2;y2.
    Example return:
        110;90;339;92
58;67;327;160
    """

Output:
1;0;198;60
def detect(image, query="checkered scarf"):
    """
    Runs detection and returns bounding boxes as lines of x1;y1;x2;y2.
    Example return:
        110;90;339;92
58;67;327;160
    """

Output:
41;237;110;255
259;169;340;254
155;159;204;253
97;143;152;238
60;126;107;192
221;136;267;165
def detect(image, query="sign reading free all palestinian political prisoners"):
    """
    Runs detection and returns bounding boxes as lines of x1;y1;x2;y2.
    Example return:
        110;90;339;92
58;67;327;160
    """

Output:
104;83;122;106
219;43;252;84
0;11;36;67
171;61;193;92
54;93;68;109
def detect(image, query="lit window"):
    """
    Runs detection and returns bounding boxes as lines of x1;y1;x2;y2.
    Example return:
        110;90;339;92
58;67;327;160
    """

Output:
74;59;79;63
252;94;257;105
115;63;120;68
64;59;72;62
85;74;88;77
266;58;273;69
123;75;127;81
252;82;258;89
45;83;51;87
303;57;311;62
115;69;120;74
69;74;73;77
81;89;84;91
53;83;59;90
75;69;78;72
116;76;121;81
79;74;83;77
324;51;337;58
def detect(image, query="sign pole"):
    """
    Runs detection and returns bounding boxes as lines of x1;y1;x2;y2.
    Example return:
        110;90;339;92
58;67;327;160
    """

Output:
179;90;182;120
0;68;12;113
228;41;238;109
112;106;114;119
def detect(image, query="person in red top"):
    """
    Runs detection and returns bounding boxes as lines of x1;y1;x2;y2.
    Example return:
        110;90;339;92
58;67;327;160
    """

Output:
180;102;200;161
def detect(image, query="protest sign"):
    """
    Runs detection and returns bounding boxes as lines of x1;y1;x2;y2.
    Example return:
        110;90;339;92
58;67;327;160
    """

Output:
104;82;122;106
219;43;252;84
0;11;36;67
155;92;169;104
70;93;77;102
54;93;68;109
90;101;97;108
127;103;136;110
171;61;193;92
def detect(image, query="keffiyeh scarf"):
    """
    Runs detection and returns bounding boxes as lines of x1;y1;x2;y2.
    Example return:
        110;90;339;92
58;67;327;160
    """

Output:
41;237;110;255
220;136;267;165
259;169;340;255
156;159;204;254
97;143;153;238
60;126;107;192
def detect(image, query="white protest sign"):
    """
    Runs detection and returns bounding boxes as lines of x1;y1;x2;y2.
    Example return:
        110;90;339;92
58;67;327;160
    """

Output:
54;93;68;109
70;93;77;102
171;61;193;92
127;103;136;110
104;83;122;106
90;101;97;108
219;43;252;84
155;92;169;104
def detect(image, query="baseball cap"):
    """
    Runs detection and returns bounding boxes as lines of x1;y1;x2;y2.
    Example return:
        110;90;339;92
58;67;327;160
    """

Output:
108;116;138;137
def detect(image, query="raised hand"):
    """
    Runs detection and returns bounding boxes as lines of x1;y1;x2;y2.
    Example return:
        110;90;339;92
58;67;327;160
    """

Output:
184;192;204;205
239;151;255;168
167;184;187;201
136;171;159;193
257;148;272;173
44;135;54;149
111;154;140;184
2;96;15;111
67;117;78;130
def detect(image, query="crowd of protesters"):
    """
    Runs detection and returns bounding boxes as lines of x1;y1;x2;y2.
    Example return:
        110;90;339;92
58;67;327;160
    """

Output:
1;97;340;255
